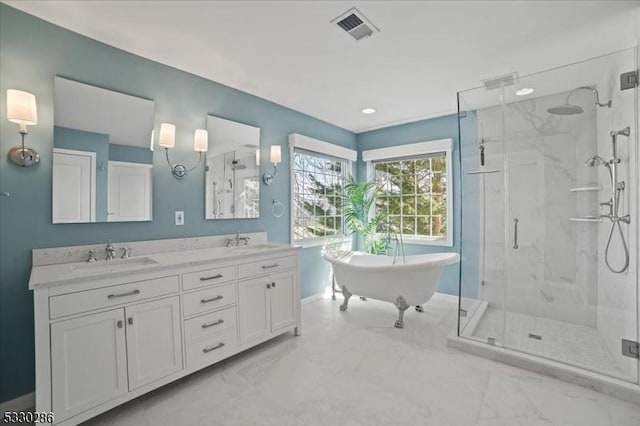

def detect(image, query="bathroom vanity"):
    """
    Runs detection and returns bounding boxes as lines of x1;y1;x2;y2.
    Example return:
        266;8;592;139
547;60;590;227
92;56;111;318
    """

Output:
29;234;301;426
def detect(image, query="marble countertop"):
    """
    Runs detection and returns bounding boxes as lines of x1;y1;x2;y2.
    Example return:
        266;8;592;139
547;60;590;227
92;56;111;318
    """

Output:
29;241;299;289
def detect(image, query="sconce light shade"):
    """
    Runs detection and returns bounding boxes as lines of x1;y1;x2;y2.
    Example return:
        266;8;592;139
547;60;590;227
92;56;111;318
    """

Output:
270;145;282;164
193;129;208;152
7;90;38;128
263;145;281;186
6;89;39;167
158;123;176;148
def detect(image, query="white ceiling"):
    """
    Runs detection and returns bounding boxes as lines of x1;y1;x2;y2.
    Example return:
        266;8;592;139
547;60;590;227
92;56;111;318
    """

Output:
5;1;640;133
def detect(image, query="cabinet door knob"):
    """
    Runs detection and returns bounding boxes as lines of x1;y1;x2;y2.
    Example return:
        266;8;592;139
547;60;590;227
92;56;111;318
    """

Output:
272;282;276;288
117;320;123;328
266;283;271;289
128;317;134;325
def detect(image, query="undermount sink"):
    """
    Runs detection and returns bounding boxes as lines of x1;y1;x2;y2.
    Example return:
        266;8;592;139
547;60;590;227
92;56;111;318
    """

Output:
232;243;281;251
70;256;158;272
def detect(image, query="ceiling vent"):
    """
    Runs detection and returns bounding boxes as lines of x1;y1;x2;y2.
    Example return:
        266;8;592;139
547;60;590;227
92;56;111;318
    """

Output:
331;7;379;41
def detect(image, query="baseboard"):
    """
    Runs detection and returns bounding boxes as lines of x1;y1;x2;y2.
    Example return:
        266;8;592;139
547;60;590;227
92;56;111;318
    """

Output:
0;392;35;413
302;293;324;305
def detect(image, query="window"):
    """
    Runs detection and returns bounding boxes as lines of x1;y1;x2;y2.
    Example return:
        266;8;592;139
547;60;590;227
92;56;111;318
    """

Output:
292;149;347;242
289;133;357;245
363;139;453;246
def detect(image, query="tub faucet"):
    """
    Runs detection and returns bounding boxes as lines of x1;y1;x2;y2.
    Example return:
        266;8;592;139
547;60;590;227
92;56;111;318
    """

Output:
106;240;116;261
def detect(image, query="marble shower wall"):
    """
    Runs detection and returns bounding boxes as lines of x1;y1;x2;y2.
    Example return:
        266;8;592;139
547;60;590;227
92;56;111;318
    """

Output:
595;48;638;379
475;90;599;328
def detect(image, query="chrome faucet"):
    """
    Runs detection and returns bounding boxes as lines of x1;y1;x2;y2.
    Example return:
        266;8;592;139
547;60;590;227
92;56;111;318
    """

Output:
226;233;250;247
87;249;97;263
236;233;250;245
106;240;116;261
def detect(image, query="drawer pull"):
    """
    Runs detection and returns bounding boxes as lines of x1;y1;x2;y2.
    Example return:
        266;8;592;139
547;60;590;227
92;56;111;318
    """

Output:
201;319;224;329
107;289;140;299
200;274;223;281
200;295;223;304
202;342;225;353
262;263;279;269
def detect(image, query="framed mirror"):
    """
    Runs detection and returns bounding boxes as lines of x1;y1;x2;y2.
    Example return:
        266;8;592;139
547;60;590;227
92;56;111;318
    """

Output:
53;77;155;223
205;115;260;219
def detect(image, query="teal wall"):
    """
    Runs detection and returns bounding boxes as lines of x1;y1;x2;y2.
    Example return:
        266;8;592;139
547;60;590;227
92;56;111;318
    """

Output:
109;143;153;165
53;126;109;221
355;114;463;296
0;4;355;403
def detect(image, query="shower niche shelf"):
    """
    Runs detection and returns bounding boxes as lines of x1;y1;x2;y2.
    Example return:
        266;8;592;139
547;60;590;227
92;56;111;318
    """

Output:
569;186;601;192
569;217;603;223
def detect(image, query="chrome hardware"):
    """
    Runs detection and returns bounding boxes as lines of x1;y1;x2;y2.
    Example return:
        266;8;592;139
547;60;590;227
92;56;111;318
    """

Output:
487;337;496;346
105;240;116;261
512;218;519;249
120;247;131;259
200;274;223;281
227;233;251;247
622;339;639;359
203;342;225;353
200;295;223;304
128;317;134;325
87;250;97;263
266;283;271;289
459;309;467;318
621;70;638;91
201;319;224;329
271;281;276;288
117;320;123;328
528;333;542;340
107;289;140;299
262;263;279;269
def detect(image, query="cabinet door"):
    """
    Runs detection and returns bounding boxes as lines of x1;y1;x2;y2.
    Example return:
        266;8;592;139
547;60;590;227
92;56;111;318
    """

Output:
238;277;271;345
270;271;297;332
125;296;182;390
51;309;127;421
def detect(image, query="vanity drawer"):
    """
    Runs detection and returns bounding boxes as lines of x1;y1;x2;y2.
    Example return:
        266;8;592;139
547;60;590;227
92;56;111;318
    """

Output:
186;330;237;370
184;306;237;342
49;275;179;319
238;255;297;279
183;283;236;317
182;265;236;291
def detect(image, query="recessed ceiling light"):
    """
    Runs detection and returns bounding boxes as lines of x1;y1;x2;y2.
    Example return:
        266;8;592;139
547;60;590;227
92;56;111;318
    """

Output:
362;107;376;114
515;88;535;96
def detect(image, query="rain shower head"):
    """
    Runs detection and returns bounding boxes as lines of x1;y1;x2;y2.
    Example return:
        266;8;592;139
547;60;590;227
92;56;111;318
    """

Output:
231;160;246;170
585;155;607;167
547;104;584;116
547;86;611;116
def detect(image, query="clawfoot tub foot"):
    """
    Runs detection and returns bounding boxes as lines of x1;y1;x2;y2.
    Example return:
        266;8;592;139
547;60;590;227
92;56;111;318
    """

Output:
415;305;424;313
340;286;352;311
394;296;410;328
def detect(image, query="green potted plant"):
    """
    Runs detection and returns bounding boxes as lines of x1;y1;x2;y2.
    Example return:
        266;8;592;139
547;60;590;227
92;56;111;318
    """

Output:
342;175;387;254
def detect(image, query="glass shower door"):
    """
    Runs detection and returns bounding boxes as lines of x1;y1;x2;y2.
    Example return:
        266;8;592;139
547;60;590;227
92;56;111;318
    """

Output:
500;48;639;383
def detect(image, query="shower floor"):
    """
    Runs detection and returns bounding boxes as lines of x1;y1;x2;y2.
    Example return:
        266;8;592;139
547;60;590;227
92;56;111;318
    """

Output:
469;307;625;380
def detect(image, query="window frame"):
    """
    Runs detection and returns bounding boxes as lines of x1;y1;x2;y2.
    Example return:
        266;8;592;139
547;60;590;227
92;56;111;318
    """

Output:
363;138;454;247
289;134;357;248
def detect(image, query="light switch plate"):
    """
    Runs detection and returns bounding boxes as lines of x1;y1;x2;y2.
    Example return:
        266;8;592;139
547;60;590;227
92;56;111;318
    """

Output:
175;211;184;226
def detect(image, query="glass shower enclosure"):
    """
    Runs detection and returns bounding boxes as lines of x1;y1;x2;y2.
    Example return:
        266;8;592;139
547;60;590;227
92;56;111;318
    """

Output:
456;47;639;384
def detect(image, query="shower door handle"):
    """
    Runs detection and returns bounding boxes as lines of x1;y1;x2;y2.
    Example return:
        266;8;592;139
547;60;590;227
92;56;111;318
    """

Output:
513;218;519;249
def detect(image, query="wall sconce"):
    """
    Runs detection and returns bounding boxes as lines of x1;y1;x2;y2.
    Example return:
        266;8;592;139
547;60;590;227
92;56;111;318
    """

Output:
262;145;281;185
6;89;39;167
159;123;208;178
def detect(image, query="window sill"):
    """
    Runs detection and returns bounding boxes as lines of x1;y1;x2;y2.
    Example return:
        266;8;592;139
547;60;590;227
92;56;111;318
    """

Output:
293;236;352;249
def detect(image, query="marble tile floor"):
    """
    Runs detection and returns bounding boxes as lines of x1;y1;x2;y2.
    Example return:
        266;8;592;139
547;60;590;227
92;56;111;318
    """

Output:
471;307;625;380
84;294;640;426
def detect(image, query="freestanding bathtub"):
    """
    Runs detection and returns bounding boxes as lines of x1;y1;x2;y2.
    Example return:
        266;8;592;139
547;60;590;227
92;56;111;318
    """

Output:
323;251;460;328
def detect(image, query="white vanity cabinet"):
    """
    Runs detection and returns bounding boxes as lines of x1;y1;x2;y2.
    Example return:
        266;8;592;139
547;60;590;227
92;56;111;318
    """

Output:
50;295;183;420
31;242;300;426
238;256;298;346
